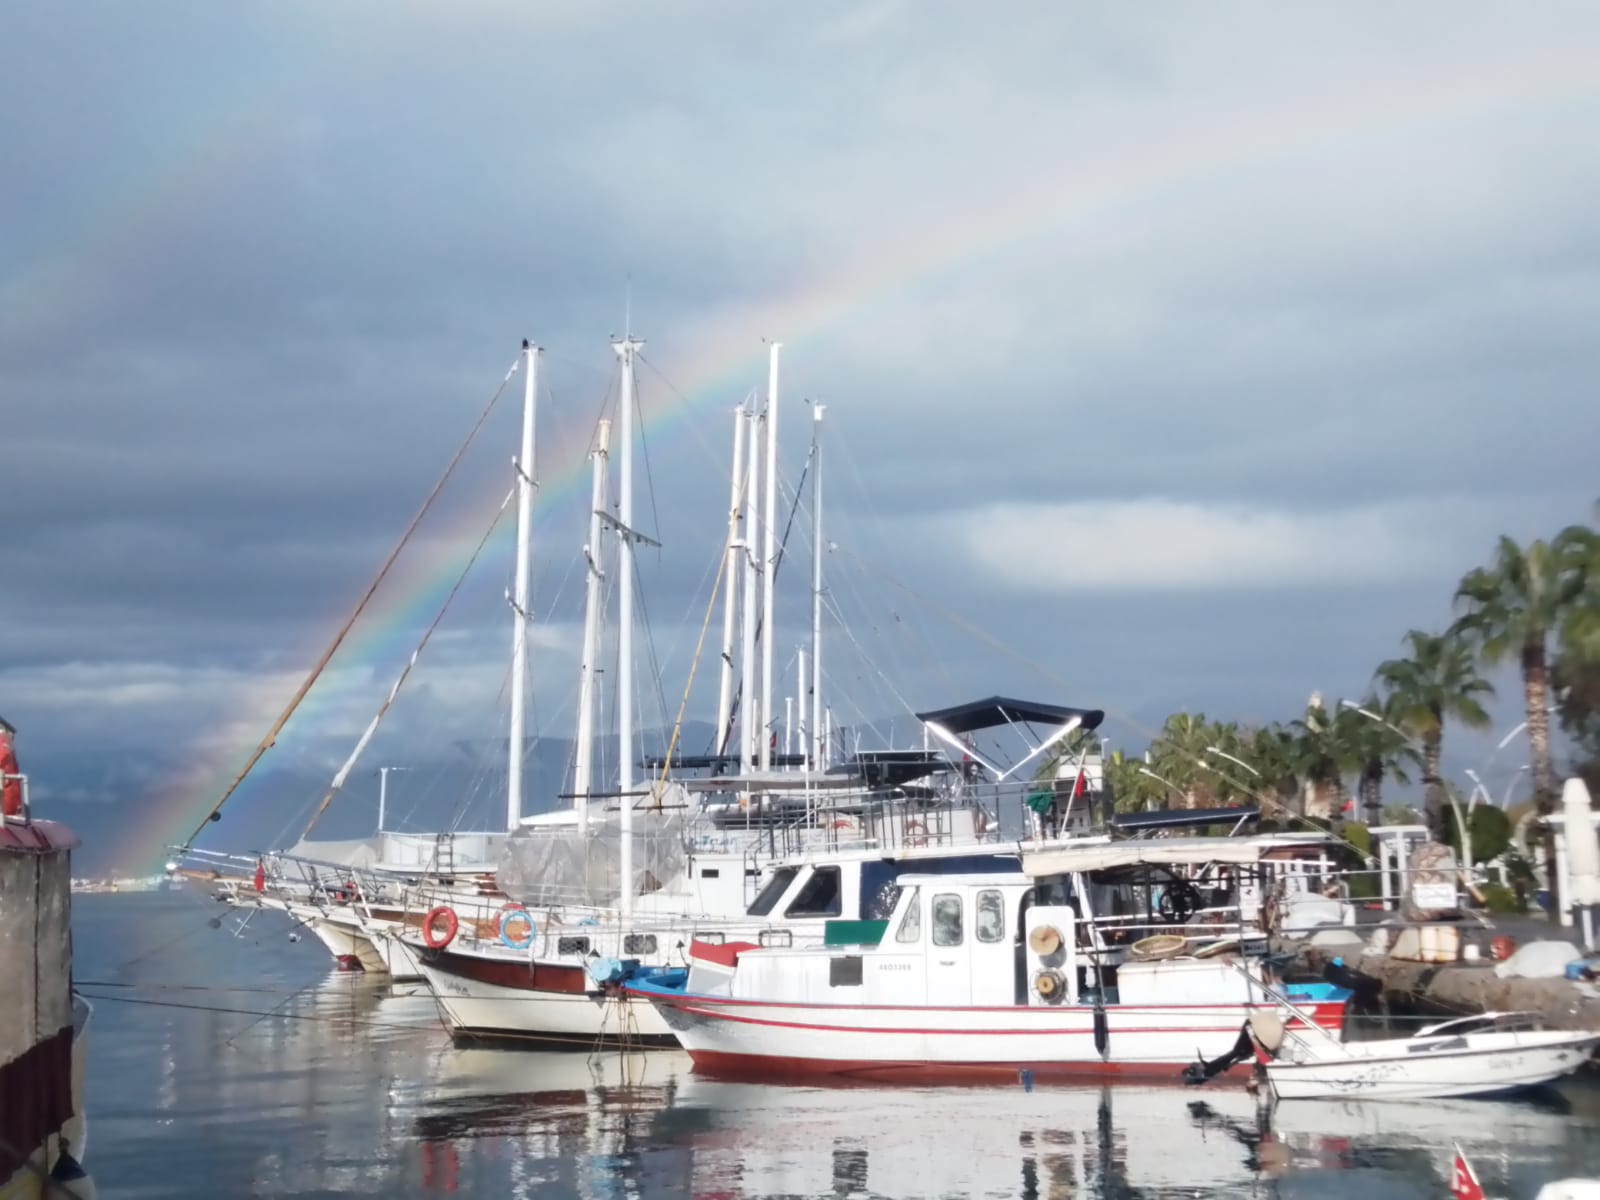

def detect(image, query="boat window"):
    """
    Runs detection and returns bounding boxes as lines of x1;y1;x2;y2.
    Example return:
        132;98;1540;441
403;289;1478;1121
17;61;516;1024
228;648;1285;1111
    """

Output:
700;868;721;879
976;890;1004;943
747;866;799;916
556;936;590;956
785;867;843;918
932;894;963;947
895;888;922;943
623;933;658;956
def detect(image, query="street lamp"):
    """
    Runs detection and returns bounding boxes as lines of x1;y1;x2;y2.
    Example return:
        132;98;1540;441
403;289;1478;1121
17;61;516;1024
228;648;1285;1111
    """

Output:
1342;701;1471;866
1206;746;1260;778
1137;766;1184;811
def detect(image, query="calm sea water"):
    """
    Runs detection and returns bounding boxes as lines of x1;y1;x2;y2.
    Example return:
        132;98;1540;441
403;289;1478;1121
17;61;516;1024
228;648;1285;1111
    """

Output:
72;890;1600;1199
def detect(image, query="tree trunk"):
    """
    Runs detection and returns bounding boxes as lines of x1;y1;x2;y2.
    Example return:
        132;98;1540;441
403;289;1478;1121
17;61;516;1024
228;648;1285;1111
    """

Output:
1422;724;1444;842
1361;762;1383;828
1526;638;1560;918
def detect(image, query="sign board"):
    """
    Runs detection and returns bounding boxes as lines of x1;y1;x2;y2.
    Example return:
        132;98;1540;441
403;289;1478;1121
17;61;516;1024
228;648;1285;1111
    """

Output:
1411;882;1457;911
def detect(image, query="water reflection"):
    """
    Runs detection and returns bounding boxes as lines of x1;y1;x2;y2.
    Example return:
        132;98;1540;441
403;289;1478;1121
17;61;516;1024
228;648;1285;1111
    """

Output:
76;896;1600;1200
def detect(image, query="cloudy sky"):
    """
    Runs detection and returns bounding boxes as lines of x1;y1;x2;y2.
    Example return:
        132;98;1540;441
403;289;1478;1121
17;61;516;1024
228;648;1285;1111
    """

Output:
5;3;1599;870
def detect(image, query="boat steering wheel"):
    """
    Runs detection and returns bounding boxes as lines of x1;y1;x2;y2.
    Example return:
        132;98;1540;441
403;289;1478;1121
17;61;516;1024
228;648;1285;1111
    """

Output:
1157;880;1203;925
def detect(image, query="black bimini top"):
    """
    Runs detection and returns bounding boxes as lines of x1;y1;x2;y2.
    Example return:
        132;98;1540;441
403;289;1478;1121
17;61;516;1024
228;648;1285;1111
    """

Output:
914;696;1104;736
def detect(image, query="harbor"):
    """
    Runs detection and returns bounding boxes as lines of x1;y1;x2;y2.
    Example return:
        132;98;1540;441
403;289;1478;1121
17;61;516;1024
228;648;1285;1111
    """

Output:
8;4;1600;1198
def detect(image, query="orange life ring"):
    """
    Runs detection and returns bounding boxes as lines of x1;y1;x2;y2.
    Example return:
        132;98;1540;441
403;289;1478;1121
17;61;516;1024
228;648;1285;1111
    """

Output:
905;820;928;848
422;906;459;949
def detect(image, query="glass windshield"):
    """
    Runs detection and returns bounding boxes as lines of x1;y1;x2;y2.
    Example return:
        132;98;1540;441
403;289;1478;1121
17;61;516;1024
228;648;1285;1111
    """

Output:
785;866;843;918
895;887;922;943
746;866;798;916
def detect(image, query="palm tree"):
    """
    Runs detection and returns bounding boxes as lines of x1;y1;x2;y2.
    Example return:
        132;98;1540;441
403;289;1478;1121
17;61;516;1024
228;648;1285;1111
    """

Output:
1289;698;1360;825
1453;531;1594;809
1245;723;1302;824
1343;695;1421;829
1376;629;1493;841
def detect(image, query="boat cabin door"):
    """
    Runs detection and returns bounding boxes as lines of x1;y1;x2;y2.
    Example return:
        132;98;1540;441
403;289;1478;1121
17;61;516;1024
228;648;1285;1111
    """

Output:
925;889;972;1005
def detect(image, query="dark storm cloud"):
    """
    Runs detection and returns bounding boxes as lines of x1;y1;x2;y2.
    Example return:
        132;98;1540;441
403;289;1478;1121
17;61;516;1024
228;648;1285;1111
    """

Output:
5;1;1600;853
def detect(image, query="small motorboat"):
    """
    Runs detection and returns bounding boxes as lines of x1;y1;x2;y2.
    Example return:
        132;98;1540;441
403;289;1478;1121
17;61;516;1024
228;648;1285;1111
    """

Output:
1256;1011;1600;1101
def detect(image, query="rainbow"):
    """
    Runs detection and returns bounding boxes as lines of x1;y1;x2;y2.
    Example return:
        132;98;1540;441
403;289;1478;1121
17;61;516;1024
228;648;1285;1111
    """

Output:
119;42;1600;871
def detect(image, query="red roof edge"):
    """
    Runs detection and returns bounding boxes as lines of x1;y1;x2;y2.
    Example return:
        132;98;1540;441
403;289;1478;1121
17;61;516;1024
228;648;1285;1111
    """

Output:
0;818;81;854
689;940;760;968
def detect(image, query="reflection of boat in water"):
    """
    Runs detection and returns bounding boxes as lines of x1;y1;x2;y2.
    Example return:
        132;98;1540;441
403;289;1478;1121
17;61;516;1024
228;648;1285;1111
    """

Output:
396;1041;1600;1200
670;1078;1274;1197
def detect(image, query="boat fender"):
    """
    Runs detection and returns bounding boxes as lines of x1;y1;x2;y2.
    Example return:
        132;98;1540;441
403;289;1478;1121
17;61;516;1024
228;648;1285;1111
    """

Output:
1033;969;1067;1001
1028;925;1063;956
1182;1023;1257;1087
50;1146;95;1200
498;906;536;950
1093;1005;1109;1059
422;906;459;950
1248;1010;1286;1055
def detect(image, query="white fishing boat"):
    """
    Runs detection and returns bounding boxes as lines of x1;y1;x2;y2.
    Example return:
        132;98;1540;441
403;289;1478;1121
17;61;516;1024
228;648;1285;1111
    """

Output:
1255;1011;1600;1101
626;837;1352;1081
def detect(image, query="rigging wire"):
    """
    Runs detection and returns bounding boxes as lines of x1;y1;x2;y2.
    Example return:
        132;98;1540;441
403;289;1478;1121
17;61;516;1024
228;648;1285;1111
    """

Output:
297;489;517;841
829;544;1374;850
180;352;526;849
653;526;733;794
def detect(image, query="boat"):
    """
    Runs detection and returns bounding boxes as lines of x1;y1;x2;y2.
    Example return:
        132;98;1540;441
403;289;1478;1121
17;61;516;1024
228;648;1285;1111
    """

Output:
2;775;94;1199
625;837;1352;1082
1252;1010;1600;1101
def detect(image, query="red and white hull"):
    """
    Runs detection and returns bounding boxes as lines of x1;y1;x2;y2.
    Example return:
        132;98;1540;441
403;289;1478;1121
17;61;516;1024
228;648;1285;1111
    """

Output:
415;944;674;1045
642;992;1345;1083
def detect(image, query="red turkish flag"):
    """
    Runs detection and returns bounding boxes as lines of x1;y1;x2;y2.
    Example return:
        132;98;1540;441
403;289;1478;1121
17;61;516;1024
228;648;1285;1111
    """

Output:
253;860;266;893
1451;1146;1485;1200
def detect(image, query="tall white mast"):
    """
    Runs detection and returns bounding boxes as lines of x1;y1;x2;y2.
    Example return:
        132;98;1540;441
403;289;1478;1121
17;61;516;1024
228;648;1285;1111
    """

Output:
507;340;539;831
759;344;781;771
613;335;642;918
740;409;762;773
572;419;611;832
810;402;825;775
714;406;747;756
795;648;806;768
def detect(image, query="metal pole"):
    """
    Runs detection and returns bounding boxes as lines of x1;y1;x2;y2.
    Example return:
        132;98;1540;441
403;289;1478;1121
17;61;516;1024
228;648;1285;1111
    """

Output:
810;402;825;776
740;410;761;773
714;406;747;756
573;420;610;832
506;341;539;831
613;336;642;918
759;344;781;771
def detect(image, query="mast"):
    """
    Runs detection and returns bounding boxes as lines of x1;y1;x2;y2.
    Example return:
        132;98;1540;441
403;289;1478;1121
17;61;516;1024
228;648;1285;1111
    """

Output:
740;409;762;773
795;649;806;768
507;340;539;831
810;402;825;775
573;419;611;832
613;335;642;918
759;344;781;771
714;406;747;755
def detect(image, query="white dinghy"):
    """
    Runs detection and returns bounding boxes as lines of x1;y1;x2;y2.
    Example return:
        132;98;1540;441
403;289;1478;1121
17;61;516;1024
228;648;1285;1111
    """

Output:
1255;1010;1600;1101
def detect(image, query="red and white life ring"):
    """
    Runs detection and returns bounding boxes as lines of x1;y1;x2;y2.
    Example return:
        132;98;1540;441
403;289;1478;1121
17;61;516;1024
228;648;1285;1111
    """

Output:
905;820;928;848
422;906;459;950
